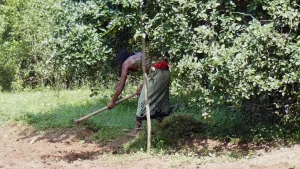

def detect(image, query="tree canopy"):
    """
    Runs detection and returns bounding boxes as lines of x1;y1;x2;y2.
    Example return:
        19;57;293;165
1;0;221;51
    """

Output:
0;0;299;122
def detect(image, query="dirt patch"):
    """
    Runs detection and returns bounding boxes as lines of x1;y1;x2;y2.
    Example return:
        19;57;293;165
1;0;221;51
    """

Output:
1;122;300;169
40;150;99;163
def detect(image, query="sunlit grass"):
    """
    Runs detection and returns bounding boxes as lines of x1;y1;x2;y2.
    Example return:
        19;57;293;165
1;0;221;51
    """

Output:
1;89;92;120
1;87;298;153
0;88;138;139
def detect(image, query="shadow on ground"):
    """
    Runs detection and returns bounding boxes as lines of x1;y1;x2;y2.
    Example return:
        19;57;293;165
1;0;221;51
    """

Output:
4;96;291;160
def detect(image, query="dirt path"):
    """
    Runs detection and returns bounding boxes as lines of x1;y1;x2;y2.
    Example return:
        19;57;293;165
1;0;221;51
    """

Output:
1;122;300;169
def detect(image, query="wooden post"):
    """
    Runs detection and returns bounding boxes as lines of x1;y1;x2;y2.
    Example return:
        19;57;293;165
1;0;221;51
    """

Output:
140;0;151;154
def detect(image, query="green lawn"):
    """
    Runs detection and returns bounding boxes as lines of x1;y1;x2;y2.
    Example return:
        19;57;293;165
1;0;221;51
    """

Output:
0;88;139;140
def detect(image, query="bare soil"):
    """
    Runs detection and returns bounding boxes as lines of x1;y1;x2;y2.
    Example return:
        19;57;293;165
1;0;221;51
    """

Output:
1;122;300;169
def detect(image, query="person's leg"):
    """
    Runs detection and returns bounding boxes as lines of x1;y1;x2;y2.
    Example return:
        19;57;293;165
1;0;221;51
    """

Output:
127;119;143;137
136;119;142;129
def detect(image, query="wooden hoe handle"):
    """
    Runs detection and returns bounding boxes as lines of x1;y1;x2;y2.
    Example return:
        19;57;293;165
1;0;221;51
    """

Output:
74;93;137;124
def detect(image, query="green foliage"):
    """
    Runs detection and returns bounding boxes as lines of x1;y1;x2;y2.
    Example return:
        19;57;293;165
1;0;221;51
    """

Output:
0;0;61;90
45;0;144;86
155;0;300;124
0;0;299;145
0;56;16;91
201;104;300;144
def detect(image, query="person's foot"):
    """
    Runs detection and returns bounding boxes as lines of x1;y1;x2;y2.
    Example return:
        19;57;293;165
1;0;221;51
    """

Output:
126;127;142;137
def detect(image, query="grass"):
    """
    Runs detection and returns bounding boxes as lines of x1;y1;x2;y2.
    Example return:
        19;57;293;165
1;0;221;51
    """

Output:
1;88;299;156
0;88;206;148
0;87;203;143
0;88;138;140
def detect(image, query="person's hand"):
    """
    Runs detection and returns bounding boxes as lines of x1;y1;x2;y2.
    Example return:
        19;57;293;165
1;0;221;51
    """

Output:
107;101;115;109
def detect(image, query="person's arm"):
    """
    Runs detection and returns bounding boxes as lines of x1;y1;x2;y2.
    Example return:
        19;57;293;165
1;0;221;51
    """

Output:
107;63;129;109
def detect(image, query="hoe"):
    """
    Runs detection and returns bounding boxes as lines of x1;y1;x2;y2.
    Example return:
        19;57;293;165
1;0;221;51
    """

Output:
74;93;137;124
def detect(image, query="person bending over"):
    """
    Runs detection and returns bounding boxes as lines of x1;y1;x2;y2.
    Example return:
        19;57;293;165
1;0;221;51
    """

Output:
107;49;171;135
